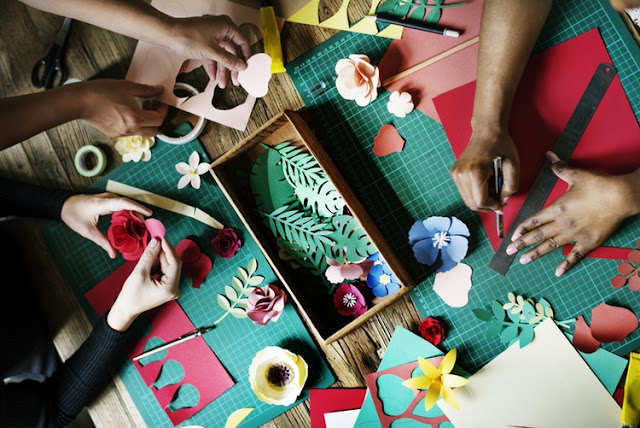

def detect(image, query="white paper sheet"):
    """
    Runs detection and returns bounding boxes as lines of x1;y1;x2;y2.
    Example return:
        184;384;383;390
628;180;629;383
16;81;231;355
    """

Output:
324;409;361;428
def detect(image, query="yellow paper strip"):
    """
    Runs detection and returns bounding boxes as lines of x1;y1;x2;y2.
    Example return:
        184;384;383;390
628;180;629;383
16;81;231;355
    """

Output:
106;180;224;229
621;352;640;426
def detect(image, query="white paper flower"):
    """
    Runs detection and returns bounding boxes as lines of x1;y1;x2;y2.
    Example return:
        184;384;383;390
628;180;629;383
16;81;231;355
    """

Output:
387;91;414;117
335;54;380;107
249;346;308;406
175;151;209;189
115;135;154;162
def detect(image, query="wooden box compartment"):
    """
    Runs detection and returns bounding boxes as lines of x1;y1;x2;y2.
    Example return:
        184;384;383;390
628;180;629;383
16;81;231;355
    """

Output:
210;110;414;344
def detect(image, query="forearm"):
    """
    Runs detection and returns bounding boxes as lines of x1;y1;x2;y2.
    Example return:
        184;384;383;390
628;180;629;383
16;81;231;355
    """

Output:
0;178;73;219
472;0;552;134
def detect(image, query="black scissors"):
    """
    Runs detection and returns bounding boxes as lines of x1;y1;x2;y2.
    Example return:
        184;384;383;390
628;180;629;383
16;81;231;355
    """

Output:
31;17;73;89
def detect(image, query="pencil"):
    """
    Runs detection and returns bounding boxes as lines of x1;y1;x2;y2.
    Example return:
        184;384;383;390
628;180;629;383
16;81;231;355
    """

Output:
374;13;460;37
132;325;215;361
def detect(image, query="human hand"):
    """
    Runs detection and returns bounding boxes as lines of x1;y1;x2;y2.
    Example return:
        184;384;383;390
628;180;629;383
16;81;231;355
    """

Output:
506;152;640;276
166;15;251;89
450;126;519;212
108;238;181;332
79;79;168;137
61;192;152;259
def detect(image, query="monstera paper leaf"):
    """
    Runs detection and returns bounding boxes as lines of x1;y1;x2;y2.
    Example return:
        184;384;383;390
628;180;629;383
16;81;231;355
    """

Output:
326;215;376;263
250;148;296;213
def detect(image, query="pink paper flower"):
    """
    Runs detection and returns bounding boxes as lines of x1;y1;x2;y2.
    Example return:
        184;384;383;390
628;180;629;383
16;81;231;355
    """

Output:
333;282;367;318
107;210;148;260
325;257;374;284
211;227;242;259
247;284;287;326
335;54;380;106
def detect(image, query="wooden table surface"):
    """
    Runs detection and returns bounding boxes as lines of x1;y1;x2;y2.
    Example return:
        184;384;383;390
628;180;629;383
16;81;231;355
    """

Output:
1;1;638;427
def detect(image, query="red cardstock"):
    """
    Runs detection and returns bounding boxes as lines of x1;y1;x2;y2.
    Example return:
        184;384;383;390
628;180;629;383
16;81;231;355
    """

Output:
309;388;367;428
590;302;639;344
562;245;632;260
373;124;406;157
364;357;450;428
572;315;601;354
85;262;234;426
433;29;640;251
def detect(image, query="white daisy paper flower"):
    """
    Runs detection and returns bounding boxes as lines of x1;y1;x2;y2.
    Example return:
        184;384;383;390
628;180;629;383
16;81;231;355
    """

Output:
249;346;308;406
387;91;414;118
175;151;210;189
115;135;154;162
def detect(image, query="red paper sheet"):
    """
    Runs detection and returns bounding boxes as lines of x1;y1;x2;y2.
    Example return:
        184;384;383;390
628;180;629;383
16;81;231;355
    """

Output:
562;245;632;260
85;262;234;426
378;0;484;122
309;388;367;428
433;29;640;251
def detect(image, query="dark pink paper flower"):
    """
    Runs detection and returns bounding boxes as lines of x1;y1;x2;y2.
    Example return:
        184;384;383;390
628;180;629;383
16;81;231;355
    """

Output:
211;227;242;259
333;283;367;318
107;210;148;260
247;284;287;326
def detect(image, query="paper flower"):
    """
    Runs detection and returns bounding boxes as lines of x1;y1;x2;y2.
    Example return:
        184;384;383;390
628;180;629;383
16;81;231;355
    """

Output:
418;317;446;346
249;346;308;406
176;239;212;289
335;54;380;106
333;282;368;318
387;91;414;117
325;257;373;284
107;210;148;260
115;135;154;162
366;252;401;297
409;216;470;273
211;227;242;259
247;284;287;326
176;151;210;189
402;348;469;411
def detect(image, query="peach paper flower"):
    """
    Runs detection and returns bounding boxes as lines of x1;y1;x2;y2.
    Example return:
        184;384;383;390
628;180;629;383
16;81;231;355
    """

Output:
335;54;380;106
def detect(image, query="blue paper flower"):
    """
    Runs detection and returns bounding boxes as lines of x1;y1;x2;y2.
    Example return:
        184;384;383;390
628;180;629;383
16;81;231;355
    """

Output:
409;216;470;273
366;252;401;297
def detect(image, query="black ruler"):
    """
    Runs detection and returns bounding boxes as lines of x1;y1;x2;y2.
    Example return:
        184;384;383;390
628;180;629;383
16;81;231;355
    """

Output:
489;62;617;275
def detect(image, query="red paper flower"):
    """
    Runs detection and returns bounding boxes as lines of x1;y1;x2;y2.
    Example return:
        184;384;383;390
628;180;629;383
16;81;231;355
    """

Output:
418;317;446;346
176;239;212;289
247;284;287;326
211;227;242;259
107;210;149;260
333;282;367;318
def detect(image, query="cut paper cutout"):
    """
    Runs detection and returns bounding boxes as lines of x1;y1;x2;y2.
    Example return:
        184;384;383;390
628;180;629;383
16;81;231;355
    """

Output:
333;282;368;318
237;53;272;97
310;388;367;428
153;360;185;390
249;346;308;405
176;151;210;190
225;407;255;428
324;409;361;428
139;337;168;366
387;91;414;118
367;252;401;297
108;210;149;261
85;262;234;425
373;124;405;157
408;216;469;273
573;315;601;354
325;257;373;284
106;180;224;229
434;29;640;250
176;239;212;289
115;135;155;162
439;319;621;428
145;218;166;239
432;262;472;308
246;284;287;325
378;0;483;122
590;303;639;343
418;316;446;346
215;258;266;324
563;244;633;260
610;241;640;290
335;55;380;107
211;227;242;259
167;384;200;411
251;148;297;213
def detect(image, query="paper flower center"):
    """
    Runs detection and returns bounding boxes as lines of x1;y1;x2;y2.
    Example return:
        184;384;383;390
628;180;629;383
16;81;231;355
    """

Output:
342;292;357;308
432;231;451;249
380;274;391;285
267;363;291;387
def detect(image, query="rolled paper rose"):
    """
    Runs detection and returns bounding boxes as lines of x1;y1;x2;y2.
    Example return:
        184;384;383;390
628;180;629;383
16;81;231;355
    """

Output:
114;135;154;162
335;54;380;107
333;282;368;318
249;346;308;406
211;227;242;259
418;316;446;346
107;210;148;260
247;284;287;326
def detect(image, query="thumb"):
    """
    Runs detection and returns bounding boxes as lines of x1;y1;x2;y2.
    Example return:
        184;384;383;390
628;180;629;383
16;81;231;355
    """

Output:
547;151;578;185
207;45;244;71
135;238;161;275
127;82;163;98
500;157;519;201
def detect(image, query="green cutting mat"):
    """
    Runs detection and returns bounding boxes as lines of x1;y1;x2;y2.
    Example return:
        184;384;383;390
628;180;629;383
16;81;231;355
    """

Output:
287;0;640;372
39;124;334;427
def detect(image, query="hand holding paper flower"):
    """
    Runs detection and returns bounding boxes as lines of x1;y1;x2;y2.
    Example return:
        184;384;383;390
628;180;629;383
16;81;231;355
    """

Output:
409;216;470;273
247;284;287;326
107;210;149;260
335;54;380;107
402;348;468;411
176;151;210;189
333;282;367;318
249;346;308;406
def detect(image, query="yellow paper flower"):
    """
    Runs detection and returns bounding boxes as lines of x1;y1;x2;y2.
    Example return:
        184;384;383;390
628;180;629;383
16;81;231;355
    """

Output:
115;135;154;162
249;346;308;406
401;348;469;410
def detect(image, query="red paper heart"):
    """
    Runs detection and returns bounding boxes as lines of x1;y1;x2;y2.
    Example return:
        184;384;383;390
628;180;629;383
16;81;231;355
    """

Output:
373;124;405;157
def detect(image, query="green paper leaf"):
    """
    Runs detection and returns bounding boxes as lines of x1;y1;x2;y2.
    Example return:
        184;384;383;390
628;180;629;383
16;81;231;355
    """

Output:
250;148;296;213
217;295;231;311
261;205;334;254
507;308;521;323
231;277;244;293
225;286;238;302
491;301;505;321
500;324;519;344
248;275;265;286
518;325;535;348
247;258;257;276
237;267;249;283
486;321;503;338
230;308;248;319
237;298;249;309
295;179;345;218
522;301;536;321
473;308;492;322
325;215;376;263
273;142;326;188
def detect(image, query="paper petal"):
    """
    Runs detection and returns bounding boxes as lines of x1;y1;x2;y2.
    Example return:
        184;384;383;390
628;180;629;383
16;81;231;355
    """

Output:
444;235;469;263
423;382;441;410
412;239;439;266
443;374;469;388
225;407;254;428
175;162;190;174
188;151;200;168
423;216;452;236
177;174;191;189
144;218;166;239
417;356;440;379
408;221;430;245
325;266;345;284
438;250;457;273
440;385;460;410
196;163;210;175
449;217;470;237
440;348;457;374
191;174;202;189
402;376;431;390
341;264;364;280
573;315;601;353
590;302;639;343
373;124;405;157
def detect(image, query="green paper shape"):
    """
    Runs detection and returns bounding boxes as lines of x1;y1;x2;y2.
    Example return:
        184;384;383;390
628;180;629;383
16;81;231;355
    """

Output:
518;325;535;348
153;360;185;390
139;337;167;366
167;383;199;411
377;374;415;417
491;301;504;321
390;418;428;428
326;215;376;263
412;396;447;418
250;149;296;213
262;205;334;254
472;308;492;322
522;301;537;321
273;142;325;188
485;321;503;338
500;324;519;344
295;179;345;218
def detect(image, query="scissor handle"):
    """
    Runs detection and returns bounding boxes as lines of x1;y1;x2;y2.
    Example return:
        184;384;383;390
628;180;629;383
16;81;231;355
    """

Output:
31;45;66;89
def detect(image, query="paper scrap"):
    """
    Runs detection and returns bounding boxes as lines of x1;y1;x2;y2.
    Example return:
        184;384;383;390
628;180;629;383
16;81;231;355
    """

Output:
439;319;621;428
145;218;166;239
324;409;361;428
373;124;405;157
563;244;632;260
176;239;213;289
590;302;639;343
310;388;367;428
237;54;272;98
106;180;223;229
432;262;472;308
572;315;601;354
610;244;640;290
225;407;254;428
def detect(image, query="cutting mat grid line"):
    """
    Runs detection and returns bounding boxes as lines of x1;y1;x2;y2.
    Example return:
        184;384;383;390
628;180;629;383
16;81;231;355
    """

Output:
39;129;334;428
287;0;640;372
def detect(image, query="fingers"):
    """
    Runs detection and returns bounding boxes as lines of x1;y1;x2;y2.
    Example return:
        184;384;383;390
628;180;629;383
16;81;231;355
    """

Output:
204;60;218;83
463;167;502;212
500;156;519;201
216;64;230;89
135;238;162;276
103;195;152;217
510;204;556;241
208;44;246;74
547;151;578;185
224;28;250;65
555;242;592;277
90;229;117;259
159;238;181;292
127;82;163;98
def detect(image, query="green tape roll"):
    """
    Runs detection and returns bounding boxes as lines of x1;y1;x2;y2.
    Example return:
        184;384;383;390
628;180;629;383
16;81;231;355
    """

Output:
74;145;106;177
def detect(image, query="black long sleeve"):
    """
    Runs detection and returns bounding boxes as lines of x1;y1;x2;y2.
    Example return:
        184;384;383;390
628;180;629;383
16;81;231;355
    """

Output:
0;178;73;220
